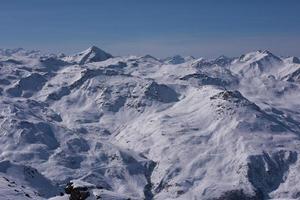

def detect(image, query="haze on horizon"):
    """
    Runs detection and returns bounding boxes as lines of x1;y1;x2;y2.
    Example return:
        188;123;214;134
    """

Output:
1;0;300;58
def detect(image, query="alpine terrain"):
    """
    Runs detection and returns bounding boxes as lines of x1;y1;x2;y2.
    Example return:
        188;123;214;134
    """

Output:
0;46;300;200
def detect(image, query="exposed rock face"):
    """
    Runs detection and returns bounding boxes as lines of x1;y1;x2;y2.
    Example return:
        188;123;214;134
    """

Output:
65;182;90;200
247;151;298;199
144;81;179;103
286;68;300;82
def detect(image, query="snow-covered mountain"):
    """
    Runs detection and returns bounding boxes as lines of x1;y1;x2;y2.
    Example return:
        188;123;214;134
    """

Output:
62;46;113;65
0;46;300;200
162;55;195;65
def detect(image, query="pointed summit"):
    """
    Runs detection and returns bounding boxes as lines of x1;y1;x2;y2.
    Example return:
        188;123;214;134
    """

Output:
78;46;113;64
139;54;161;64
88;45;101;51
64;46;113;64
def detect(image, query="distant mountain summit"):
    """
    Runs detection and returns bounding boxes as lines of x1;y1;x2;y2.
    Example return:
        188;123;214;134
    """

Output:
64;46;113;64
237;50;282;63
162;55;195;64
230;50;284;77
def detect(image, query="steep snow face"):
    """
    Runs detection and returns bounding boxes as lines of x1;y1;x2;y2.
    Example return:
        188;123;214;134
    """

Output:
0;47;300;199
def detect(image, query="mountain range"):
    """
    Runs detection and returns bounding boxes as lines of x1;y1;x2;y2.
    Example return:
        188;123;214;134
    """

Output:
0;46;300;200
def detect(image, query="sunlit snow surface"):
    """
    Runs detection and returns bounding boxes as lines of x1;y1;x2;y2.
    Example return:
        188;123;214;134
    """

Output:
0;47;300;199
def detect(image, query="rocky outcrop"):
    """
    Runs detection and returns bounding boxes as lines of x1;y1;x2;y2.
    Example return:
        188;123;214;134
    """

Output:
65;182;90;200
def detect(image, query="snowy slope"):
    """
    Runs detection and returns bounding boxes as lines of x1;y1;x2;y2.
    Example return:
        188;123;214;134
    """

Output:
0;47;300;200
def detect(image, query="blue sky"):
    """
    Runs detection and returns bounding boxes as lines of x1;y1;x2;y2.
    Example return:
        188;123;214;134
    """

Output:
1;0;300;58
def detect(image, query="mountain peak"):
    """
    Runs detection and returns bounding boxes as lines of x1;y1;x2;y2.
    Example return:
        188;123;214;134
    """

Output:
238;49;281;63
163;55;185;64
86;45;103;53
254;49;272;54
140;54;160;61
80;45;110;56
163;55;195;64
262;49;271;54
65;46;113;64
